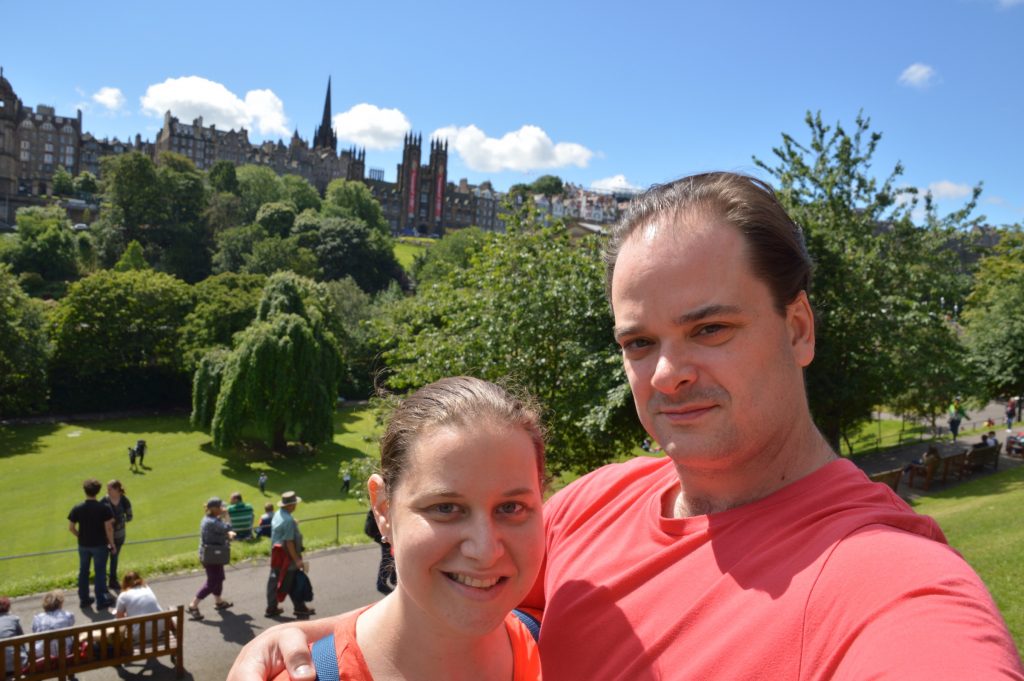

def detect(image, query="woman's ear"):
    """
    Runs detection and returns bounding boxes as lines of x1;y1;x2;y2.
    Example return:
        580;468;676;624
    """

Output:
368;474;391;538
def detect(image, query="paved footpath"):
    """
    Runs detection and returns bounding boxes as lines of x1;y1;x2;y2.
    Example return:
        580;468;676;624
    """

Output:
5;545;382;680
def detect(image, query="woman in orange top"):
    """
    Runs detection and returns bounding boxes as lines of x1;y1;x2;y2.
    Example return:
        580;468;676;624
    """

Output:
256;377;544;681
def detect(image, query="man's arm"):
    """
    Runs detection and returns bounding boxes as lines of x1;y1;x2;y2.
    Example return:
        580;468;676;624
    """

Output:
105;518;116;553
68;521;78;538
284;539;303;571
226;618;334;681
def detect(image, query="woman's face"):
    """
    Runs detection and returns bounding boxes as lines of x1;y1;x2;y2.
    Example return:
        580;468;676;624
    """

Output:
372;422;544;637
107;485;121;499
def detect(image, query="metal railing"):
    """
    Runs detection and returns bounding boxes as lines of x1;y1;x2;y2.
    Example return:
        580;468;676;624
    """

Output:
0;511;367;563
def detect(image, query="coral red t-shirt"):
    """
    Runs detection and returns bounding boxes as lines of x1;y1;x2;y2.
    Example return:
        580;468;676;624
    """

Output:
522;456;1023;680
273;604;541;680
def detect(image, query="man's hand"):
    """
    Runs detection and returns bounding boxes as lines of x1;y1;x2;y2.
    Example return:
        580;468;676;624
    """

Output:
227;621;324;681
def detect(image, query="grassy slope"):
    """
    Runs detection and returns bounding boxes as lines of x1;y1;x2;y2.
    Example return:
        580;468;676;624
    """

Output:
911;465;1024;652
0;407;381;596
393;239;428;271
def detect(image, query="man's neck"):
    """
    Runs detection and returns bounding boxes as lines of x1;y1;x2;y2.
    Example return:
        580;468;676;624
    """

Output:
664;426;837;518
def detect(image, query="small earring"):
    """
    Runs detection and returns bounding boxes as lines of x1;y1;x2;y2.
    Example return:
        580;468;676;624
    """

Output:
380;535;389;544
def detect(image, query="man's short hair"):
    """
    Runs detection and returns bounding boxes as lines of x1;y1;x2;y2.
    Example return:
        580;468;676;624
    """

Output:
605;172;812;314
230;492;242;503
82;478;102;497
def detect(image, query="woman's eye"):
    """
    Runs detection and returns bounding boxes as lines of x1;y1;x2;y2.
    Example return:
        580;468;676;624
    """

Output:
433;503;459;515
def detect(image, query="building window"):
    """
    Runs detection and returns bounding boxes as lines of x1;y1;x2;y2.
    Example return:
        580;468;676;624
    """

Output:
45;143;54;152
21;140;30;149
44;153;53;163
20;150;30;161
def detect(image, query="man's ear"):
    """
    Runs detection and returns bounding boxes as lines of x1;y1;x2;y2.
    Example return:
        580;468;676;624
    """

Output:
786;291;815;368
368;474;391;537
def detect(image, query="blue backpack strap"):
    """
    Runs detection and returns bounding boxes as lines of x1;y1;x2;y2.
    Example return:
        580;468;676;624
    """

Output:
512;608;541;641
310;634;338;680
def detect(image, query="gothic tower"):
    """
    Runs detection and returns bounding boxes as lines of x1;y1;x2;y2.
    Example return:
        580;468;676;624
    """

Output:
0;66;21;225
312;77;337;153
427;137;448;231
397;133;422;231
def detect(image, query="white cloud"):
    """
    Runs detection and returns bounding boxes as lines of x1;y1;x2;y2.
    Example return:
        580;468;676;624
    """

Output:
140;76;290;138
998;0;1023;7
591;174;640;192
985;196;1006;206
432;124;593;173
898;63;937;89
332;103;411;150
927;180;972;199
92;86;125;111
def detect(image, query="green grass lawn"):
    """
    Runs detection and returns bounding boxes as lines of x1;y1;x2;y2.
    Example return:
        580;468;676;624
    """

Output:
844;417;929;456
912;466;1024;652
393;239;428;270
0;406;383;596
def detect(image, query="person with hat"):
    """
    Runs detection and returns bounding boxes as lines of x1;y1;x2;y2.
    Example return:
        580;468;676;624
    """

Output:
188;497;236;620
266;491;315;618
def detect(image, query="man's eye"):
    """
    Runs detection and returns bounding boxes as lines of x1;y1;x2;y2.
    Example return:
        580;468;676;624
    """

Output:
696;324;725;336
497;502;525;515
621;338;652;351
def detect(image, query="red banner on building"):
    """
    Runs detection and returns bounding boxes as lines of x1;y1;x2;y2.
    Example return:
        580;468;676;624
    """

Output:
408;166;418;217
435;171;444;221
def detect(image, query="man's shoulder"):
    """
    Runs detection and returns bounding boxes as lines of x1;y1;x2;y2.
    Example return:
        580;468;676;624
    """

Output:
546;455;672;518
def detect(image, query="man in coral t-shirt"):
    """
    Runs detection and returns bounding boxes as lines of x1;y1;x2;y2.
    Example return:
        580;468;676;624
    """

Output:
228;172;1023;680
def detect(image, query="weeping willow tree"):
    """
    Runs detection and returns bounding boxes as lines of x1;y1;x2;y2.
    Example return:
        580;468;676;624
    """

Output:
191;272;344;452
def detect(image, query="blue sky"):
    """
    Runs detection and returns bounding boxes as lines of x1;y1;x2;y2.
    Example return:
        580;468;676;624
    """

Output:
5;0;1022;226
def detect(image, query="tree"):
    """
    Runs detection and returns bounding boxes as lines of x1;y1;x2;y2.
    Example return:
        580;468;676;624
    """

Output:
155;152;211;282
194;272;343;452
52;166;74;196
0;265;49;416
242;236;319;279
323;276;377;398
3;205;80;284
236;165;283;223
410;226;491;287
114;239;150;271
179;272;266;371
212;223;268;273
208;160;240;195
963;227;1024;404
204;191;245;234
372;223;639;473
754;112;978;450
281;174;321;213
314;216;403;293
323;179;390;237
73;171;99;197
255;201;297;237
532;174;564;215
100;152;167;246
49;269;194;410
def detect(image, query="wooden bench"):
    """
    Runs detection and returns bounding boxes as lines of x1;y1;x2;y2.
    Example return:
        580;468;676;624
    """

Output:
868;467;903;494
907;449;966;491
962;443;1000;476
0;605;184;680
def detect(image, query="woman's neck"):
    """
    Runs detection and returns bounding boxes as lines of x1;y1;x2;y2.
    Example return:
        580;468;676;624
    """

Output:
356;594;512;681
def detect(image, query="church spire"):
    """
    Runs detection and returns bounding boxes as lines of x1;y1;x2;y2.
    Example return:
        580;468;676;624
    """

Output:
313;76;337;153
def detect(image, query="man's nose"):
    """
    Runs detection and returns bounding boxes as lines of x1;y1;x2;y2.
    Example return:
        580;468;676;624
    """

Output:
650;346;697;394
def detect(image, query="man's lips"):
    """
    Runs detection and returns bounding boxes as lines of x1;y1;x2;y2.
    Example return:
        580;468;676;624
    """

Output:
657;404;717;422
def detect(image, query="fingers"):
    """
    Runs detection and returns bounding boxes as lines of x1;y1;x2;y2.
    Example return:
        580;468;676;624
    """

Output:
226;622;319;681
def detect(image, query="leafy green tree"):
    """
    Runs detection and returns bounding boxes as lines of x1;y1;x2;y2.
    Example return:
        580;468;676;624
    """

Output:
208;160;240;195
963;227;1024;403
195;272;343;452
73;171;99;196
0;265;49;416
3;205;79;283
410;226;491;287
155;152;211;282
315;216;403;292
242;236;318;279
49;269;194;410
755;112;978;450
236;165;283;223
323;179;390;237
52;166;74;196
179;272;266;371
323;276;377;398
114;239;150;271
255;201;297;237
100;152;167;246
212;223;268;273
204;191;245;235
281;174;321;213
372;224;639;473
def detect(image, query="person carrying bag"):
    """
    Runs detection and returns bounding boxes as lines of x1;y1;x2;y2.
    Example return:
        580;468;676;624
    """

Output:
187;497;235;620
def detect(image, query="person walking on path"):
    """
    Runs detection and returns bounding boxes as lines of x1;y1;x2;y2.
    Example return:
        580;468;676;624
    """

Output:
363;509;395;595
265;492;314;618
68;478;116;609
227;492;255;540
1007;398;1017;432
188;497;236;620
101;480;132;592
948;397;968;441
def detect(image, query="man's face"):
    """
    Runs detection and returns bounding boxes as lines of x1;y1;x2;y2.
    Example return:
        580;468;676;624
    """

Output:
611;218;815;470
